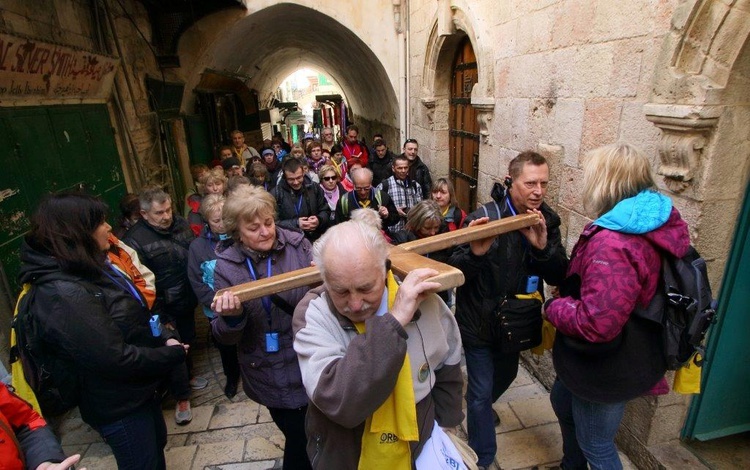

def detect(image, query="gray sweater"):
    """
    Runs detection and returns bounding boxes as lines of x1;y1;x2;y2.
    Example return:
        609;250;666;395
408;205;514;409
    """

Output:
293;284;464;468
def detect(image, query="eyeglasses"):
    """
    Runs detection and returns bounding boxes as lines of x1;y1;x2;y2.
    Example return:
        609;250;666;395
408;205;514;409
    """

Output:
322;176;337;181
355;186;372;192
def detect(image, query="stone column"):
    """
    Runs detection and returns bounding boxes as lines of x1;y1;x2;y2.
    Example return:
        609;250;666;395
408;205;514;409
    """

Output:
472;98;495;146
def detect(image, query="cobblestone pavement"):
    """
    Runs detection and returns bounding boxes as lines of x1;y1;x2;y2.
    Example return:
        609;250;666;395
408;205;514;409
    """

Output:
58;316;637;469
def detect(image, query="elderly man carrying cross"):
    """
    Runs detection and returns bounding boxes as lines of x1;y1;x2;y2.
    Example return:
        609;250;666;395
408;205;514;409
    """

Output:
292;220;466;469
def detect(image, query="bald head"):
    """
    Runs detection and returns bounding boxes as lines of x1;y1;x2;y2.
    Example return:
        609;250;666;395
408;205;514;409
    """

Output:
312;221;390;321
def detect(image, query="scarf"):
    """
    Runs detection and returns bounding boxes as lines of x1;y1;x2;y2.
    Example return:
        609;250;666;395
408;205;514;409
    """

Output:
233;145;248;167
355;271;419;469
322;186;340;210
331;157;348;179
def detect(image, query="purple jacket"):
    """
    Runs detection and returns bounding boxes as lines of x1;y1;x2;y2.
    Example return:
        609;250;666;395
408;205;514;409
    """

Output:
546;203;690;402
212;227;313;409
546;208;690;342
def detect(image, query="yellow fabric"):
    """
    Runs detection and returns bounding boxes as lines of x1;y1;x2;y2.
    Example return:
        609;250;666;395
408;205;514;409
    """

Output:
441;206;450;217
10;284;43;415
360;200;371;209
233;146;247;168
673;353;702;394
531;320;556;355
355;271;418;470
514;291;543;302
331;158;346;178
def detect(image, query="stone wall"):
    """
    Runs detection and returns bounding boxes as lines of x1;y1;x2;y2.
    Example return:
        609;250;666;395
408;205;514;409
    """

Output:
407;0;750;461
0;0;183;191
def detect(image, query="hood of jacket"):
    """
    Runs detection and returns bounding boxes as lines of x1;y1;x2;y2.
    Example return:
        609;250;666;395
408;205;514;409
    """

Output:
198;224;229;242
18;238;62;284
593;190;690;257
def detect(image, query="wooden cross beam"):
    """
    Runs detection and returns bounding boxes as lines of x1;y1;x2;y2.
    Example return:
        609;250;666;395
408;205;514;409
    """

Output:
215;213;540;302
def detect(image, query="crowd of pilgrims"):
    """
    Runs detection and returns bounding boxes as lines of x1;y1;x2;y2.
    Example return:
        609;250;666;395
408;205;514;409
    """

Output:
14;124;470;469
13;117;680;470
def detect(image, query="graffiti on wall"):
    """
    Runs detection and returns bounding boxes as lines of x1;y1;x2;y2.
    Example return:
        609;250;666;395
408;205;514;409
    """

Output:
0;33;119;102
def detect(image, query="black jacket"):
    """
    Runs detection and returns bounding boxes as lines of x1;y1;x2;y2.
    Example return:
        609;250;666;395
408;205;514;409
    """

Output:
17;240;185;426
272;178;331;241
122;217;196;320
368;150;395;187
405;155;433;200
448;183;568;347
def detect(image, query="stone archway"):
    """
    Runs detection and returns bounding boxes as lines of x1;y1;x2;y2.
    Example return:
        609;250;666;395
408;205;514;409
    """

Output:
176;2;402;145
419;1;494;208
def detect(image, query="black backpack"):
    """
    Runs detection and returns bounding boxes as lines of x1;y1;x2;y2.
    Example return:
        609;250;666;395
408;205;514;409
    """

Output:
634;245;717;370
9;276;86;416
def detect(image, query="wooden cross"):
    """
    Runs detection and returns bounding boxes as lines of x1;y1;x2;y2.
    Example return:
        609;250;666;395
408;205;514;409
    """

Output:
215;213;540;302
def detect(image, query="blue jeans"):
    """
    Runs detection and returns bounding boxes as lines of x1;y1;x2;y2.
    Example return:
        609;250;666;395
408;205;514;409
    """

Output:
550;379;626;470
94;399;167;470
464;345;520;467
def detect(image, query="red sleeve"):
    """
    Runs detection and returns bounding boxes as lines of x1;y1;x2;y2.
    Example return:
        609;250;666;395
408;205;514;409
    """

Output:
0;385;47;432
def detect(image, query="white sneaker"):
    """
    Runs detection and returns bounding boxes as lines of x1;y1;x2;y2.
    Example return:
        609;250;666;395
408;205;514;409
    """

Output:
189;376;208;390
175;400;192;425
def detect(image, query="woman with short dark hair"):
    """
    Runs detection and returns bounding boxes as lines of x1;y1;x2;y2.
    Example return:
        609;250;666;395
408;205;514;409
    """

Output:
18;192;188;470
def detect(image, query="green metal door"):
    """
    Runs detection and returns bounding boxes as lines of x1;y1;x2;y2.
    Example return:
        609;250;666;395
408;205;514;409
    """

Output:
184;114;212;166
0;104;125;296
684;182;750;440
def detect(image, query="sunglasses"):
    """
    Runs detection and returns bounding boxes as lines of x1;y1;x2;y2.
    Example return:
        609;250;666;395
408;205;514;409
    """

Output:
322;176;337;181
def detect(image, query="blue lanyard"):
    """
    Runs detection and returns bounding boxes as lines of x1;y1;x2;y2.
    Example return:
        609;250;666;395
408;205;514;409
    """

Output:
103;260;145;308
207;230;216;250
294;194;303;216
506;195;517;216
505;195;528;251
246;257;273;324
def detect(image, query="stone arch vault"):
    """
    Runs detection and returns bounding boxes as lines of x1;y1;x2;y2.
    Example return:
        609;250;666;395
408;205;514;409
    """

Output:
177;2;401;139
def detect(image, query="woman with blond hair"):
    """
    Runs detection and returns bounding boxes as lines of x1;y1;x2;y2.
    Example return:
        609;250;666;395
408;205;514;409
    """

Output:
187;194;240;399
211;185;313;470
318;164;346;224
431;178;467;232
545;142;691;469
185;168;228;235
391;200;443;245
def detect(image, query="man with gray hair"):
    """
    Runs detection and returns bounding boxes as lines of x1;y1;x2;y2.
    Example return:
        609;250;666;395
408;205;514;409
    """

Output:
292;221;465;468
123;186;209;418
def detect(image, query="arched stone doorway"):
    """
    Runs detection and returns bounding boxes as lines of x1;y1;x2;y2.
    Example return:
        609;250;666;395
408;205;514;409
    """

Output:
419;3;494;211
449;37;479;210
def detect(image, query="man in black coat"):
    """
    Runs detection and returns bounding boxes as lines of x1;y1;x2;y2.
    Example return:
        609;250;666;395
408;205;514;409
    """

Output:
272;157;331;241
448;151;568;468
402;138;432;200
123;186;208;395
367;139;395;187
